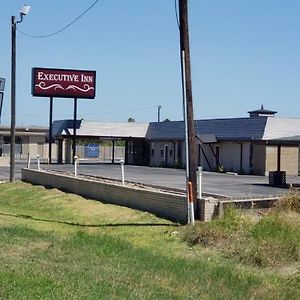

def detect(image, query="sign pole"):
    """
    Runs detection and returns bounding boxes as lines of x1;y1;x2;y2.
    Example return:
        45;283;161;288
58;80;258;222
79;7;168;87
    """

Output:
31;68;96;166
72;97;78;164
0;92;4;124
0;78;5;125
48;96;53;164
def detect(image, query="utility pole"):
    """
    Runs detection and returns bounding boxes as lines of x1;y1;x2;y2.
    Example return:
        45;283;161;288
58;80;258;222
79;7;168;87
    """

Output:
10;6;30;182
179;0;198;208
10;16;16;182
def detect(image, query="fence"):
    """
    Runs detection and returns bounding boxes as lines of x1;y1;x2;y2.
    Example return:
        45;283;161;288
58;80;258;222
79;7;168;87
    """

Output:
1;144;27;160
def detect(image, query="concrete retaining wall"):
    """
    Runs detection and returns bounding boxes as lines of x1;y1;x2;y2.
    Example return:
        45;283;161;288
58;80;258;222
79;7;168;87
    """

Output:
21;168;188;224
218;197;279;217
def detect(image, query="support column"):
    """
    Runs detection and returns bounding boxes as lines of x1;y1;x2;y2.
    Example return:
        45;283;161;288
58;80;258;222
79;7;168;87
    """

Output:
48;97;53;164
112;139;115;163
277;145;281;171
72;98;77;164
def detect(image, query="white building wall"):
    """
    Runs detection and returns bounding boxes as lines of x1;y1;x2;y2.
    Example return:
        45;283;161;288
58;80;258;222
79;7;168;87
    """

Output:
43;143;58;161
28;136;46;158
149;141;176;167
219;141;251;174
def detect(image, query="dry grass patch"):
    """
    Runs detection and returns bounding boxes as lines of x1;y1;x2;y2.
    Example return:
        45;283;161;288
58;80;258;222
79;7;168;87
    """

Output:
182;198;300;269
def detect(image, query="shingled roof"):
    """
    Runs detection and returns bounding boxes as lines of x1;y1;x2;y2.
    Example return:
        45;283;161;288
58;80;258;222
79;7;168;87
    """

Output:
52;117;268;141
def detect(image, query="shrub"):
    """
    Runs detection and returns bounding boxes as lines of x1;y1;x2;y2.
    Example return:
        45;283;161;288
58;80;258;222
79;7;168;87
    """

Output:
181;206;300;268
214;165;225;173
182;223;228;247
272;190;300;214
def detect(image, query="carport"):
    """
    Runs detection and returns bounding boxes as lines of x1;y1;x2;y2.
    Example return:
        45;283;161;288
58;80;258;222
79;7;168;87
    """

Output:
52;119;149;164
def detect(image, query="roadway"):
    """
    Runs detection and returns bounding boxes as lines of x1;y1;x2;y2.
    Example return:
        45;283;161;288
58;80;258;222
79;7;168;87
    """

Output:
0;161;298;198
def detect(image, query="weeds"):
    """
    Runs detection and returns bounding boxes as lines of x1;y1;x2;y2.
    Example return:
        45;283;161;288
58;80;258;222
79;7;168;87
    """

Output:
272;190;300;214
182;197;300;268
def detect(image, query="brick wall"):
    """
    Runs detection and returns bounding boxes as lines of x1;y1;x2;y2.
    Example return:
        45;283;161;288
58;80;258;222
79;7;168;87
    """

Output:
199;198;219;222
280;146;298;175
21;168;188;224
266;145;299;176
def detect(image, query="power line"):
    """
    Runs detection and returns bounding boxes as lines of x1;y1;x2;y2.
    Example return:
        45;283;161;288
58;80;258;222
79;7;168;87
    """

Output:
17;0;104;38
0;105;159;118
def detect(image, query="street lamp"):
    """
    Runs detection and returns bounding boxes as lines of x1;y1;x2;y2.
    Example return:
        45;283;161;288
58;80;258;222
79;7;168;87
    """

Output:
10;5;30;182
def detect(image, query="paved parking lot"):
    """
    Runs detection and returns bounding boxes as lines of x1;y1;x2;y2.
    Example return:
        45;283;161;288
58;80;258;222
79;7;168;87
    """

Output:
1;161;298;198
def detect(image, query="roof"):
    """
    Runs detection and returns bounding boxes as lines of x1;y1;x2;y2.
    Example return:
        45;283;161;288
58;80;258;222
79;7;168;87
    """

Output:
248;105;277;115
145;118;267;141
53;117;269;141
195;118;267;140
52;120;149;139
0;125;47;136
5;115;300;143
263;118;300;141
196;134;217;144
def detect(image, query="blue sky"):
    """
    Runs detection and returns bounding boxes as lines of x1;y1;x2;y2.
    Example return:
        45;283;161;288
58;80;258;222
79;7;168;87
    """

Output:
1;0;300;126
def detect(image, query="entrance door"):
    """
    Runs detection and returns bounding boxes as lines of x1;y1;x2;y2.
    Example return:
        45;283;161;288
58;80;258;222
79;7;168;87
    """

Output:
164;145;169;165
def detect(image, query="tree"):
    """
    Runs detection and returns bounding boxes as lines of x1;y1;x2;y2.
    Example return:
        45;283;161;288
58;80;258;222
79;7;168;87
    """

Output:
163;118;171;122
128;117;135;122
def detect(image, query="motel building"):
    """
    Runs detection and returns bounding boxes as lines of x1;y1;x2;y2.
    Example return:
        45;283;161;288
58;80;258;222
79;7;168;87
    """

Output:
2;106;300;176
0;125;51;166
51;107;300;176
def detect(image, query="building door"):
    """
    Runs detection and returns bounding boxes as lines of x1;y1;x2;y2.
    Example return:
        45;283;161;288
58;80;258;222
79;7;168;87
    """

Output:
164;145;169;165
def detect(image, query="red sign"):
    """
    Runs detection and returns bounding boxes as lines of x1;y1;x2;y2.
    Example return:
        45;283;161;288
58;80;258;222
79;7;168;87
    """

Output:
32;67;96;99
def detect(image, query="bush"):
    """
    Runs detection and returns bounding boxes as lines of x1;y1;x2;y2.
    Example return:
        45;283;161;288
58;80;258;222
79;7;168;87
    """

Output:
182;223;228;247
181;206;300;268
214;165;225;173
174;160;182;169
272;190;300;214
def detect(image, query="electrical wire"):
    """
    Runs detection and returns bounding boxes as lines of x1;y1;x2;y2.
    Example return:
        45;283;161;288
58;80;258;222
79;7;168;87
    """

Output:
0;105;159;118
17;0;104;38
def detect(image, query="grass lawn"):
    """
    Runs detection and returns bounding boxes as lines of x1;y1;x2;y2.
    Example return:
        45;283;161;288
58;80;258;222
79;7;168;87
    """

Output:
0;182;299;299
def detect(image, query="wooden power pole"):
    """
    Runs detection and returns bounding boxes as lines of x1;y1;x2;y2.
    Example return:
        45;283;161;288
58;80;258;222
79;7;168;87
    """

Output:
179;0;198;208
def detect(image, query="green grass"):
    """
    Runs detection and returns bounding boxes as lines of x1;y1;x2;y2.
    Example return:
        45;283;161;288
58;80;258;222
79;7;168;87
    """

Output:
0;182;299;299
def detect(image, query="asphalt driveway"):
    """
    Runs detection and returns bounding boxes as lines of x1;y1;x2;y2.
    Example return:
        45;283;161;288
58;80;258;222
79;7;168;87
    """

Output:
1;161;298;198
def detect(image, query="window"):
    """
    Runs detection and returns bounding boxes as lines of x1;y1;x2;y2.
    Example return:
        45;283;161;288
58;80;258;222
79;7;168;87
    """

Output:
128;141;134;155
16;137;22;144
170;148;173;156
150;142;155;156
160;148;164;157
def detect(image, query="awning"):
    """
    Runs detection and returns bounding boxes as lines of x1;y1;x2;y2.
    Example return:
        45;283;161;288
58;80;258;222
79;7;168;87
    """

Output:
195;134;217;144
